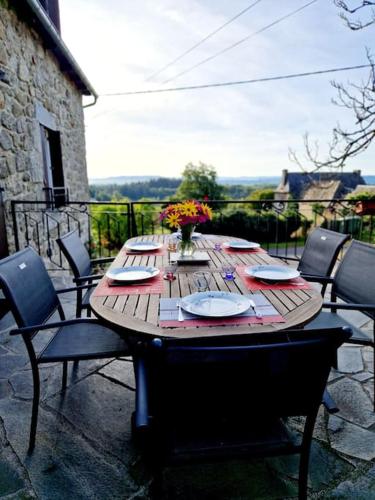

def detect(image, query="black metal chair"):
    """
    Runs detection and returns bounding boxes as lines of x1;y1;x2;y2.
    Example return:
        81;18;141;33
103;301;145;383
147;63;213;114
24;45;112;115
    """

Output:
56;230;114;317
133;327;351;499
270;227;350;295
306;239;375;410
0;247;131;452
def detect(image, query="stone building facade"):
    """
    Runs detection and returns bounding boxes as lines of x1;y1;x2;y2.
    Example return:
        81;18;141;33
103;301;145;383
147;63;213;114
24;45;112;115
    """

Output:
0;0;97;258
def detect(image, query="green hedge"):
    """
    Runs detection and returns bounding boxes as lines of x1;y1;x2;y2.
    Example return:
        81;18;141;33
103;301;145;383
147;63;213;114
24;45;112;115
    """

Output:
201;210;303;243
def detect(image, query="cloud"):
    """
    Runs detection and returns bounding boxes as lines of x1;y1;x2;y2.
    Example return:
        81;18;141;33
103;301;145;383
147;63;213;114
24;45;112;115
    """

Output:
60;0;375;178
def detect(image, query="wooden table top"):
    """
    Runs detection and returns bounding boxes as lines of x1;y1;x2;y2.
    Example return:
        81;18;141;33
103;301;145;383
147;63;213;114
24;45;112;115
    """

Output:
90;234;323;339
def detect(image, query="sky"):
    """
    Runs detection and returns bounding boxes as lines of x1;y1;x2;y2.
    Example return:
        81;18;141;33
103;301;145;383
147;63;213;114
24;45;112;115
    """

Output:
59;0;374;180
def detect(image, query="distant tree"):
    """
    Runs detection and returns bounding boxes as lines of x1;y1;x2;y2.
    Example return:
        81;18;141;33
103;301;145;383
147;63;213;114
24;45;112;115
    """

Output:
176;162;225;201
290;0;375;171
246;188;275;212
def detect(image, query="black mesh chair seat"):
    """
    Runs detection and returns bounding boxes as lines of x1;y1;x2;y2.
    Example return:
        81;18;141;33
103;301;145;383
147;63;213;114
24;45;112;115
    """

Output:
133;328;351;499
40;321;127;362
57;231;114;317
0;247;131;452
308;311;372;345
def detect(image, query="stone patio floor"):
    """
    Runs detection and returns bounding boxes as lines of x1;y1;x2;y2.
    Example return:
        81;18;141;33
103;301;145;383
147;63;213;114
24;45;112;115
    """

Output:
0;272;374;499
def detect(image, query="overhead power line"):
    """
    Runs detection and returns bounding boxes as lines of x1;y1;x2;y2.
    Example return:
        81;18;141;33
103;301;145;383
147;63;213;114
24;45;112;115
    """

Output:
162;0;319;84
100;63;372;97
146;0;264;81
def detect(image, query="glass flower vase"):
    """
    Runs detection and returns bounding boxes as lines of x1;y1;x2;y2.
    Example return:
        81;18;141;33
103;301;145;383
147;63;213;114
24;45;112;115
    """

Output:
178;224;196;257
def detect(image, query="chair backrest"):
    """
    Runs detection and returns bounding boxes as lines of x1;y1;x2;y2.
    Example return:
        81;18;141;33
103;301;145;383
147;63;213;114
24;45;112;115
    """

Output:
334;239;375;318
298;227;350;277
0;247;59;328
146;328;351;425
56;230;92;280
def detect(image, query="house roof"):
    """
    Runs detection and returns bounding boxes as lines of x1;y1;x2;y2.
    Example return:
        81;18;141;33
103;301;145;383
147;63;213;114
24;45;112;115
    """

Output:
276;170;366;199
302;180;342;202
14;0;97;99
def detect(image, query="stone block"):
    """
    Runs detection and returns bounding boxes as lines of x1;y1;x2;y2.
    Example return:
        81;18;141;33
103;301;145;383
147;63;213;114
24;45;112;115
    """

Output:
0;156;8;179
12;100;23;117
1;112;16;131
18;61;29;82
0;45;7;66
0;128;12;150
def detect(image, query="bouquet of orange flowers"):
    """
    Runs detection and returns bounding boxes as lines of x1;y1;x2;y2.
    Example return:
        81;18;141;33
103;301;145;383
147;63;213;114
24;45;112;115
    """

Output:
159;200;213;229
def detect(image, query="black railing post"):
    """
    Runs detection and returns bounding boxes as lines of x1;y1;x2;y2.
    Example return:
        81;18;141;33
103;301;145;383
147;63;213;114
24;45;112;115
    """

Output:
130;203;138;237
11;200;20;251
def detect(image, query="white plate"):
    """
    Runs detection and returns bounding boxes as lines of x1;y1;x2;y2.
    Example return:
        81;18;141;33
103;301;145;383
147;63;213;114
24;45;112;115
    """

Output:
106;266;160;282
225;240;260;249
181;291;251;317
173;231;202;240
245;265;300;282
125;241;163;252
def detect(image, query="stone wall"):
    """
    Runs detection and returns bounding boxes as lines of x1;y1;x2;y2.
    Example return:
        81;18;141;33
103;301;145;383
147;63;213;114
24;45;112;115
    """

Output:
0;2;90;256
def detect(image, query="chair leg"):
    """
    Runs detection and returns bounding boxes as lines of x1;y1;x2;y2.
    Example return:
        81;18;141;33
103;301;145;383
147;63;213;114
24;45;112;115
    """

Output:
298;412;317;500
62;361;68;390
322;388;339;414
76;290;82;318
28;362;40;453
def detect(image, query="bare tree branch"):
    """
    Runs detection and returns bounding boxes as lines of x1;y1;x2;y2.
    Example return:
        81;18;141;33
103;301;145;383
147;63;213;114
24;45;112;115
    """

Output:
334;0;375;30
291;4;375;172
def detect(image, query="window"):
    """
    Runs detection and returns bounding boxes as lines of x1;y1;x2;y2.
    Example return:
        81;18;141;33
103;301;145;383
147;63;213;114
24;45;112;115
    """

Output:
40;125;67;208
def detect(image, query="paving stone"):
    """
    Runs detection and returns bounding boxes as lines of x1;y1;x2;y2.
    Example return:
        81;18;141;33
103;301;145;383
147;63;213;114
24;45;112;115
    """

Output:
327;464;375;499
329;378;375;428
0;354;28;379
47;373;136;463
0;397;142;500
162;459;296;500
363;347;374;374
0;379;11;399
337;346;364;374
328;416;375;461
0;456;25;496
98;358;135;389
329;369;344;383
352;372;373;382
270;437;353;489
363;379;374;406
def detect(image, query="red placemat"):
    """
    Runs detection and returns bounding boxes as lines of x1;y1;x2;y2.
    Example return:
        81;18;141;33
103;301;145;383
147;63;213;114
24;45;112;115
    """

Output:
223;246;266;254
93;273;164;296
160;315;284;328
236;265;311;290
120;246;167;256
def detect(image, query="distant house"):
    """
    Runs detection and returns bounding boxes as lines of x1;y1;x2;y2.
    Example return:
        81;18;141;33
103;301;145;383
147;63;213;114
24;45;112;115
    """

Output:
275;170;366;201
0;0;97;258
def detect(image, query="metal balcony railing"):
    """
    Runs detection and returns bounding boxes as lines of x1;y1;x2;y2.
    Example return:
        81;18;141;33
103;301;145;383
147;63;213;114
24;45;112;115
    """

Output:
8;197;374;268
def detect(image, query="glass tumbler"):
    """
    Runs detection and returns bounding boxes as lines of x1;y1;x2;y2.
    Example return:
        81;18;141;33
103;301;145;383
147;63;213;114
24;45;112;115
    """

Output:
222;262;236;281
193;271;211;292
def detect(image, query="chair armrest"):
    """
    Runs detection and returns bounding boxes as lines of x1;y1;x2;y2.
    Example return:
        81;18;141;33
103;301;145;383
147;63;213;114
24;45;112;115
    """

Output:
9;318;106;336
300;274;334;283
323;302;375;312
268;254;300;262
134;356;150;430
91;257;114;265
55;283;97;294
73;274;103;283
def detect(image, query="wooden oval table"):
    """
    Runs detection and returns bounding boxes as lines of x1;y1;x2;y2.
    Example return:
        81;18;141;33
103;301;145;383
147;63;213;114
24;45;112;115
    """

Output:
90;234;323;340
